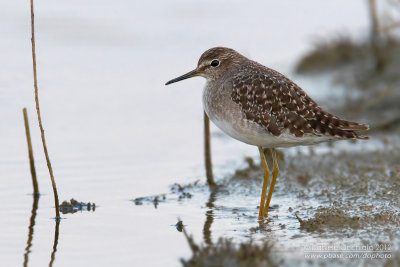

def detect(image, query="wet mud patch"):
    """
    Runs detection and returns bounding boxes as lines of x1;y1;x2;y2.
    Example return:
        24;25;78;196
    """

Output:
131;181;201;208
297;206;400;233
296;208;361;232
281;142;400;240
59;198;96;214
134;135;400;265
180;225;281;267
133;194;167;208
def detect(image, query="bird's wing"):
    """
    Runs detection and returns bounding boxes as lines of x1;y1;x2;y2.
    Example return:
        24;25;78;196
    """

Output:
230;66;369;139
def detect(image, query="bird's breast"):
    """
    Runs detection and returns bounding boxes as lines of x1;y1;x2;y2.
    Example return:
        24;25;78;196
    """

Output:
202;81;271;146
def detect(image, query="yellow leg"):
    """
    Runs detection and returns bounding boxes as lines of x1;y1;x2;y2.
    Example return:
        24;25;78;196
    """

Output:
258;146;270;219
264;148;279;217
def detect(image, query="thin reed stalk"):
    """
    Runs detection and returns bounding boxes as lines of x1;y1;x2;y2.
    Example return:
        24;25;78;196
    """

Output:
23;108;39;196
204;111;216;187
30;0;60;219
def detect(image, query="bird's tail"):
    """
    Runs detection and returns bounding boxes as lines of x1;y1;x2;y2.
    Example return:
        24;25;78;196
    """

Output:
338;120;369;140
315;110;370;140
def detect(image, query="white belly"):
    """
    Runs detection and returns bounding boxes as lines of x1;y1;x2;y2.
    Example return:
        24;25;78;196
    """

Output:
211;117;333;148
202;81;334;148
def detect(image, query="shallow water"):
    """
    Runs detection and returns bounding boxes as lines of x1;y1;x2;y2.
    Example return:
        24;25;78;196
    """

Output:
2;1;396;266
136;135;400;266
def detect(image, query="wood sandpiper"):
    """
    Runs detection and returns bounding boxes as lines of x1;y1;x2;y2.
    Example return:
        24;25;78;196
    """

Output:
165;47;369;219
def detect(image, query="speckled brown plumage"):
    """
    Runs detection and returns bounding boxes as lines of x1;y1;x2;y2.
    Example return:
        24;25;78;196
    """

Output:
165;47;370;219
230;60;369;140
166;47;369;148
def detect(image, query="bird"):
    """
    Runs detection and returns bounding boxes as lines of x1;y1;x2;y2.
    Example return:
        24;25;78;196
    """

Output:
165;47;369;219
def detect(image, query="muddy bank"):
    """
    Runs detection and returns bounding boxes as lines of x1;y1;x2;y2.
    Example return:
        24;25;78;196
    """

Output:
134;132;400;266
181;234;279;267
295;36;400;132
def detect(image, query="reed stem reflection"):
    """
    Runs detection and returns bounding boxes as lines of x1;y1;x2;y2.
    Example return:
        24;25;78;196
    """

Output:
49;220;60;267
23;195;39;267
202;187;218;246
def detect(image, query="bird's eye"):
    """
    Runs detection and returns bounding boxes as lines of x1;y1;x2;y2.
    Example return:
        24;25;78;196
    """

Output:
210;59;220;67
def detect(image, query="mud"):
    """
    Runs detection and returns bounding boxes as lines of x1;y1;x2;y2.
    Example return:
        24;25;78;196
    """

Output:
59;198;96;214
132;182;198;208
134;133;400;266
181;235;279;267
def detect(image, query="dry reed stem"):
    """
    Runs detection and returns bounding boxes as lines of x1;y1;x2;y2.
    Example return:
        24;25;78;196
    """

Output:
368;0;385;72
204;111;216;187
30;0;60;219
23;108;39;196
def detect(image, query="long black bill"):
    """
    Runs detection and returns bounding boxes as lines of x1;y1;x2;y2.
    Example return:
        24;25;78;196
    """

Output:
165;69;199;85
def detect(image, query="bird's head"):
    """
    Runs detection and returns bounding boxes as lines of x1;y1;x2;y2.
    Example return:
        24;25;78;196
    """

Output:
165;47;244;85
